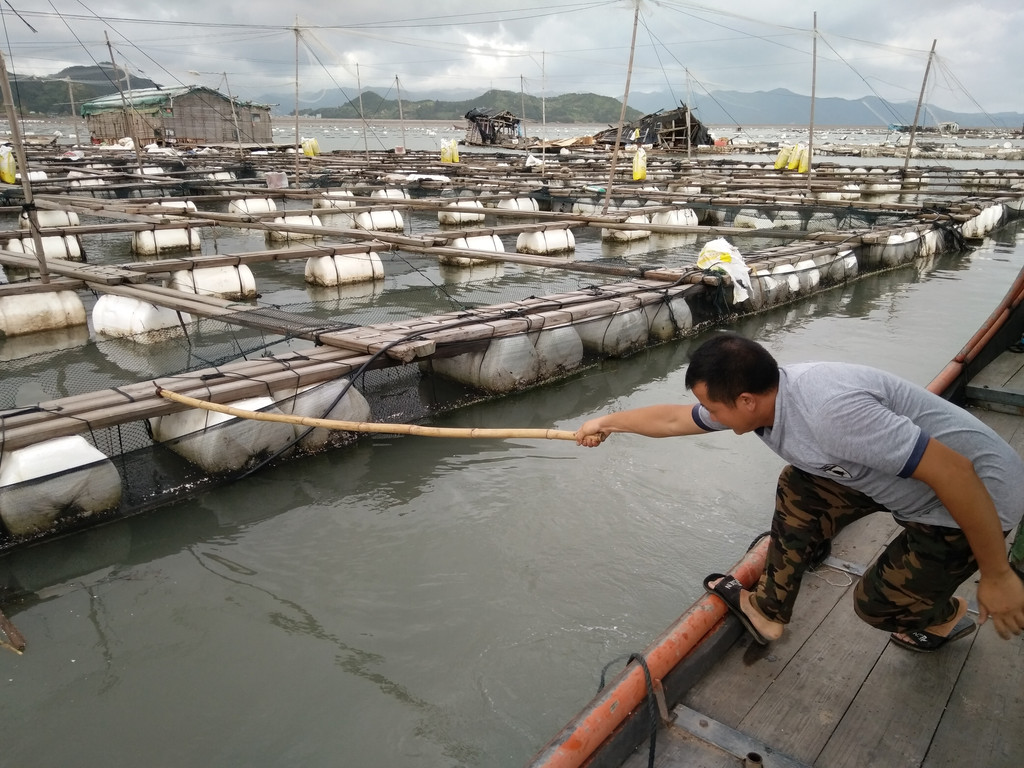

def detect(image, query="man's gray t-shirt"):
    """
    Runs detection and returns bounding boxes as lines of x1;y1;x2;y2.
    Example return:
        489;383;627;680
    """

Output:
693;362;1024;530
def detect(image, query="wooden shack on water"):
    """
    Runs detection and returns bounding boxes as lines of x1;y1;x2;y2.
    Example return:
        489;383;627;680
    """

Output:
80;86;274;147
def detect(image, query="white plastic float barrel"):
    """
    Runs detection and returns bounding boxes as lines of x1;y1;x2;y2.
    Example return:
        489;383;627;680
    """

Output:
644;296;694;341
132;227;201;254
438;200;486;225
531;327;584;379
4;235;83;261
891;231;920;266
206;170;236;181
0;436;122;537
168;265;257;300
68;172;106;188
267;214;323;242
441;234;504;266
770;264;799;299
371;188;410;200
91;294;192;342
866;168;900;192
427;334;541;394
794;259;820;292
496;197;539;213
0;291;86;337
228;197;277;216
21;209;80;228
733;209;773;229
516;229;575;255
427;327;583;393
273;378;373;452
961;211;984;240
149;396;295;473
355;209;404;232
921;229;942;257
751;272;786;308
305;252;384;286
650;208;698;228
840;184;861;201
576;309;649;357
314;190;357;209
601;213;651;241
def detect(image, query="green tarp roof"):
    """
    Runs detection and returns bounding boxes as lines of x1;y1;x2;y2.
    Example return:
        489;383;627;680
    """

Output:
80;86;269;116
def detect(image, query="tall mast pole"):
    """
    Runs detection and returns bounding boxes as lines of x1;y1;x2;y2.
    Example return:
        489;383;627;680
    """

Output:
0;50;49;282
396;75;406;152
807;11;817;193
685;69;692;161
902;39;936;176
104;31;144;172
602;0;640;214
223;71;242;161
294;20;300;182
66;78;81;146
520;74;526;139
357;64;368;162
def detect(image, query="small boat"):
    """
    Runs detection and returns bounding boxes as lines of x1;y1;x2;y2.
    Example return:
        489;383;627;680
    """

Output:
526;264;1024;768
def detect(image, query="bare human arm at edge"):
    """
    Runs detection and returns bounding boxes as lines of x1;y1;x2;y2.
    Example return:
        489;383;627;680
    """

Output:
911;437;1024;639
575;404;709;447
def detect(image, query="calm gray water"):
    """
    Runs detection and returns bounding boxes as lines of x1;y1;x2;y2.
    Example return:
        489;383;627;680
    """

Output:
3;143;1024;766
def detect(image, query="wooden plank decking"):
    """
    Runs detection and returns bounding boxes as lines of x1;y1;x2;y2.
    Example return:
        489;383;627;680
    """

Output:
620;352;1024;768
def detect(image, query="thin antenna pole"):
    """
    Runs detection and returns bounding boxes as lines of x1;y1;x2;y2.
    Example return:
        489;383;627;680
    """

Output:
807;11;817;192
65;78;81;146
357;64;368;162
223;71;242;161
541;51;547;144
294;20;300;182
396;75;406;152
0;50;49;282
685;69;692;161
902;39;937;176
602;0;640;215
520;74;526;136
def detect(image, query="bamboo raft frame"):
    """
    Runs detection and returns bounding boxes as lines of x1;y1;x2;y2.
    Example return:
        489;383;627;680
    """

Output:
0;143;1022;550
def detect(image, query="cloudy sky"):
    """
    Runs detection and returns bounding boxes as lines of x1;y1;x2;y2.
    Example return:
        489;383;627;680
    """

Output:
4;1;1021;114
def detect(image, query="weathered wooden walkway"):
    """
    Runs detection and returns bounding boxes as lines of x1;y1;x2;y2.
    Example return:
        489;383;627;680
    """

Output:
618;350;1024;768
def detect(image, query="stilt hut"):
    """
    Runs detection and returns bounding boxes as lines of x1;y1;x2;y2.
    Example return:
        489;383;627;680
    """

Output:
80;86;273;147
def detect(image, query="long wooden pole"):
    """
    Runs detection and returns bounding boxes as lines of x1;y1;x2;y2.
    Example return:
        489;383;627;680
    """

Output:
602;0;640;215
807;12;817;193
902;39;936;176
0;49;49;282
157;387;577;441
104;31;144;173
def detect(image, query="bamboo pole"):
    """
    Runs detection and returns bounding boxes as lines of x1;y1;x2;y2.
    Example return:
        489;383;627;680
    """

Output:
157;387;577;441
0;608;26;654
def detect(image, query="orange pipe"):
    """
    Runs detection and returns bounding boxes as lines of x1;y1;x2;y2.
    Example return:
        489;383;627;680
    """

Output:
526;538;768;768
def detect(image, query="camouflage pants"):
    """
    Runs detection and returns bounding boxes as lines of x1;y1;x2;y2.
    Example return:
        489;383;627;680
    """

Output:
752;465;982;633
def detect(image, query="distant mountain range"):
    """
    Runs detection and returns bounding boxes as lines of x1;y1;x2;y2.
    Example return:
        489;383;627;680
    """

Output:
12;64;1024;130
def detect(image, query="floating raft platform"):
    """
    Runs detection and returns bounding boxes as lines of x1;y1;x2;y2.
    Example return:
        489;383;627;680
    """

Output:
1;143;1023;551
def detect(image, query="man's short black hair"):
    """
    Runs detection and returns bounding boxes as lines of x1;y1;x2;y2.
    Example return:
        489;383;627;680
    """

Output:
684;332;780;403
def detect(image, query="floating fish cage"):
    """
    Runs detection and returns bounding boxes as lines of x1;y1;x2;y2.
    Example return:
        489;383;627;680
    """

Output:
1;143;1022;551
